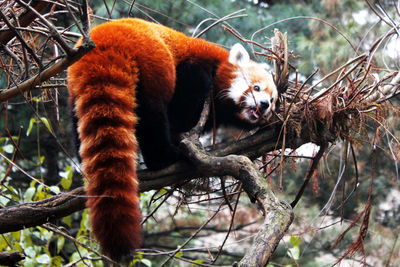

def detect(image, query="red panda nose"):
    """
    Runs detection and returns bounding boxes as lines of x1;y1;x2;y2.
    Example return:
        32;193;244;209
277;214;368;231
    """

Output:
259;100;270;111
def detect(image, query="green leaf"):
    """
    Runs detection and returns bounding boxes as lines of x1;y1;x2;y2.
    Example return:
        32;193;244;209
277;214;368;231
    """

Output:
57;236;65;254
70;252;80;263
11;231;21;240
24;246;36;258
26;118;36;136
49;186;60;194
24;187;36;202
36;254;51;264
34;184;46;201
62;217;72;227
23;258;36;267
0;235;9;250
13;241;23;252
158;188;167;195
82;209;90;229
3;144;14;154
289;236;300;247
8;185;19;195
175;248;183;258
40;117;53;134
0;195;10;206
62;166;74;179
77;210;90;237
191;259;204;266
135;252;143;260
39;156;45;165
288;246;300;260
60;166;73;190
60;177;71;190
40;228;52;240
50;256;63;267
21;229;33;247
130;259;140;266
140;259;152;267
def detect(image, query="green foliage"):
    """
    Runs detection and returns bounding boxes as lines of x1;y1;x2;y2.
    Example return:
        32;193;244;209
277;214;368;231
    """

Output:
26;117;53;137
131;252;152;267
59;166;74;190
288;236;301;261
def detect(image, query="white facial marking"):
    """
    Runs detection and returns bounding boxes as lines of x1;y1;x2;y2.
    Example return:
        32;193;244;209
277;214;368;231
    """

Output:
227;73;247;103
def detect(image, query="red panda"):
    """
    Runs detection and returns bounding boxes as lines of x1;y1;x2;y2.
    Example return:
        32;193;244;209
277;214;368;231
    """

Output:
67;18;277;262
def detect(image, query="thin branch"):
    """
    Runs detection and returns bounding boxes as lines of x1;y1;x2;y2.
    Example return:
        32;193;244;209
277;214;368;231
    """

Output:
291;142;328;208
42;224;119;266
309;54;368;103
160;202;223;266
0;0;49;45
16;0;74;55
0;8;43;69
0;41;95;103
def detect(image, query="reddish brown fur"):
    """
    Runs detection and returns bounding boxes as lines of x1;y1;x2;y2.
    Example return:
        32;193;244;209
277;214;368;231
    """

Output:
68;18;231;261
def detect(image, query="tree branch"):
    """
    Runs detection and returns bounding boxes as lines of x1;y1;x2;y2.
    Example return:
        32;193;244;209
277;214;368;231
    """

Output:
0;41;95;103
0;121;302;234
0;251;25;266
0;0;48;45
0;187;86;234
179;133;293;267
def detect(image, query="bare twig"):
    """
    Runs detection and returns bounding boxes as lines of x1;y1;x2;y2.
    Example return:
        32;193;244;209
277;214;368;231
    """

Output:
291;142;328;208
0;8;43;69
16;0;74;55
0;0;48;45
0;41;95;102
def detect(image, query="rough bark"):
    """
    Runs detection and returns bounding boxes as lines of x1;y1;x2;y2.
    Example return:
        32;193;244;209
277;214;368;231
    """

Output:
0;251;25;266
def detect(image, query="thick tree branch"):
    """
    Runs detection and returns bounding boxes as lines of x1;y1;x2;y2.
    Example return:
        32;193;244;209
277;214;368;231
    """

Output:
0;187;86;234
0;122;301;235
0;251;25;266
180;133;293;267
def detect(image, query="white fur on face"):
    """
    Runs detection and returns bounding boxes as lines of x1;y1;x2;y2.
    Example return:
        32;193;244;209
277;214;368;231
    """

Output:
223;44;278;124
227;72;248;103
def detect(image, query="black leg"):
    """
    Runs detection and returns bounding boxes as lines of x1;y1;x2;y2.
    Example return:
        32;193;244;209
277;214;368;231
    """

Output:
168;61;213;134
136;95;180;170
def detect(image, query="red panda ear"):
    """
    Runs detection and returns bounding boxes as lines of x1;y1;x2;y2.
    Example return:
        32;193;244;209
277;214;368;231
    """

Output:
228;43;250;67
259;63;270;71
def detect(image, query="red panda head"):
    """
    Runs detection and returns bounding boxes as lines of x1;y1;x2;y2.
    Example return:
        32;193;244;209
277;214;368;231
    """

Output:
217;43;278;124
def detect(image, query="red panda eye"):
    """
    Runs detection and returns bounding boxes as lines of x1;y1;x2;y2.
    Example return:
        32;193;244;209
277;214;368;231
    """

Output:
253;85;260;92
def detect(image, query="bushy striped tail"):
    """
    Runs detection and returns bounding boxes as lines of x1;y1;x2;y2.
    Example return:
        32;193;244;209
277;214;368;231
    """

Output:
68;39;141;261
